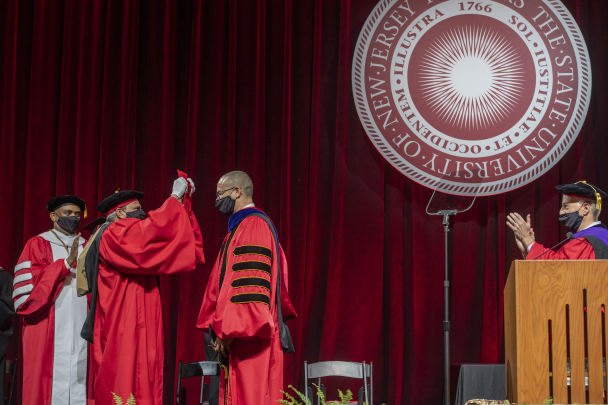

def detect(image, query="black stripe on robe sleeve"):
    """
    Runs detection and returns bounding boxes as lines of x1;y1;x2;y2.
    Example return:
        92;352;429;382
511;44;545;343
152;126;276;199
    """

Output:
231;277;271;291
232;261;271;274
230;293;271;306
233;245;272;259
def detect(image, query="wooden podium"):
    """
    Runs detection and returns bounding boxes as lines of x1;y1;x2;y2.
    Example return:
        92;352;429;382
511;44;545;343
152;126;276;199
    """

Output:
505;260;608;404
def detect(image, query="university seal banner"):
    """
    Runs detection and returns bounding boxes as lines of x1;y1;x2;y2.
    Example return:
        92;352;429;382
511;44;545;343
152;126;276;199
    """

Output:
352;0;591;196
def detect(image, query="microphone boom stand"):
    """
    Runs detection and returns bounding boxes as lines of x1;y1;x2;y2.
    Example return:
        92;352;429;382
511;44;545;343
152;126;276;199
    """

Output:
439;209;456;405
427;188;478;405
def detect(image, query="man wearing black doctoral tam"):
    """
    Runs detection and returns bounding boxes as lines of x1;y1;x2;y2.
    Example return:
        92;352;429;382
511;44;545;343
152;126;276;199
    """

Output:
13;195;88;405
507;181;608;260
78;179;204;405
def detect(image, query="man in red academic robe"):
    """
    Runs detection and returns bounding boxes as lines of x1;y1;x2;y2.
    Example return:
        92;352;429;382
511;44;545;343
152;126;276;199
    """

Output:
197;171;296;405
80;178;204;405
508;181;608;260
13;195;89;405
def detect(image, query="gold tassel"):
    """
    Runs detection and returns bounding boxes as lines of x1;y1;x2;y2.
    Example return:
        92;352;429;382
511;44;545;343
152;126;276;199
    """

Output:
84;205;87;218
221;364;230;405
216;348;230;404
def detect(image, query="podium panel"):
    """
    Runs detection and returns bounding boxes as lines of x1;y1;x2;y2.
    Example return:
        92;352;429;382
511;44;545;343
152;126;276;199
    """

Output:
505;260;608;404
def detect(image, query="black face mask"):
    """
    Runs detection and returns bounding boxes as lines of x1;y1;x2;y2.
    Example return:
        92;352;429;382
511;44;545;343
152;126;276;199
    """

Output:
57;216;80;234
215;195;236;216
126;210;147;220
559;209;584;233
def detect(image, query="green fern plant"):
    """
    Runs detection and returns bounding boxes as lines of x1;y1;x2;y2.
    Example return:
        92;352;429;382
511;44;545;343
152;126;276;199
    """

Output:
112;392;136;405
313;383;326;405
112;393;123;405
543;397;553;405
278;385;312;405
279;384;380;405
331;389;354;405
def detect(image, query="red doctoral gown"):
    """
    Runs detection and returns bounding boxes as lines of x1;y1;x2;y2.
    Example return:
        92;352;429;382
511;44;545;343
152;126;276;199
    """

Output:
13;232;88;405
197;211;296;405
527;239;596;260
92;197;204;405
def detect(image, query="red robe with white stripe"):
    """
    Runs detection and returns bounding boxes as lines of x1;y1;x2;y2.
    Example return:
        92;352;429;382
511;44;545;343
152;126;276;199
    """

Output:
14;232;88;405
91;197;204;405
197;213;296;405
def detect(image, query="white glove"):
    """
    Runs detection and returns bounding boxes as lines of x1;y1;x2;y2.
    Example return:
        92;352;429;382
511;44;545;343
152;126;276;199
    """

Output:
172;178;189;199
187;178;195;196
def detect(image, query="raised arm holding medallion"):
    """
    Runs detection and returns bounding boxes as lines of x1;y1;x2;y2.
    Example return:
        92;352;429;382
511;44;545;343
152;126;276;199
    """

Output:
78;178;204;405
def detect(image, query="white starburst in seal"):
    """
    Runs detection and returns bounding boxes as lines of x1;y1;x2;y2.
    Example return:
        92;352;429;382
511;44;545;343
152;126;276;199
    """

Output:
419;25;526;131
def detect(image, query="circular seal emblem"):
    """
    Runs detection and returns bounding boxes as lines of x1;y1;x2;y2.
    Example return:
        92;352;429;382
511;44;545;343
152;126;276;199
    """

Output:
352;0;591;196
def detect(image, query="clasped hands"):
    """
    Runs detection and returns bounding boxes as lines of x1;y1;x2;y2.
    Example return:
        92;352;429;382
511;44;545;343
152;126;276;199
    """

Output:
506;212;535;256
66;233;82;267
211;337;234;357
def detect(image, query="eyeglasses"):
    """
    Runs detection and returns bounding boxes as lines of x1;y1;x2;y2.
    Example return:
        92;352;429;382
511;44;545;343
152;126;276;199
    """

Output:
216;187;236;200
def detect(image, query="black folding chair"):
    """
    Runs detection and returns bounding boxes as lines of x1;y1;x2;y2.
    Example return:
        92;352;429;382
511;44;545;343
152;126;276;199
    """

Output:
304;361;373;405
176;361;221;405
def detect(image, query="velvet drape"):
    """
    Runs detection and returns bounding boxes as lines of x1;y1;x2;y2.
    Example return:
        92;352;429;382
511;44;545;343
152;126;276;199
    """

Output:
1;0;607;404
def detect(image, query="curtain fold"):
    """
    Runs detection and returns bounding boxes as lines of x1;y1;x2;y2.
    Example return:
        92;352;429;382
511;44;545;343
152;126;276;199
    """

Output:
1;0;607;403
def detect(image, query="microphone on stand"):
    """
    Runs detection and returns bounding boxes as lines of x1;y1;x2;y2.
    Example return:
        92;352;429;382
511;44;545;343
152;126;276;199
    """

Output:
532;232;575;260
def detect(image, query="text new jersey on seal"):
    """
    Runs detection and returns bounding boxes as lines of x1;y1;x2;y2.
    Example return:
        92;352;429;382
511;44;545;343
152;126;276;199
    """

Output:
352;0;591;196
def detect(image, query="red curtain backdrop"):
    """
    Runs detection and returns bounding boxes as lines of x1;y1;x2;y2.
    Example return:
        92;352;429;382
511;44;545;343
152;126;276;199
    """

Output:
1;0;607;404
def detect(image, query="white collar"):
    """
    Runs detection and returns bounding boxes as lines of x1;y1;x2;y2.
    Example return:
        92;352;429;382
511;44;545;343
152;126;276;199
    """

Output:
580;221;602;231
243;203;255;209
39;230;85;247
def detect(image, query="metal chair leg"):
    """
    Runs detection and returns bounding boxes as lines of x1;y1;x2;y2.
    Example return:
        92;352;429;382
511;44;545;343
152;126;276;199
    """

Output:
176;361;182;405
370;362;373;405
304;361;309;403
362;361;368;405
199;375;205;405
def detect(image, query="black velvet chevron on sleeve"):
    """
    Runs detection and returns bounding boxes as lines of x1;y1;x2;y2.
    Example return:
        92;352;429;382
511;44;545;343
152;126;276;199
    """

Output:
232;261;271;274
230;293;271;306
233;245;272;259
231;277;271;291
